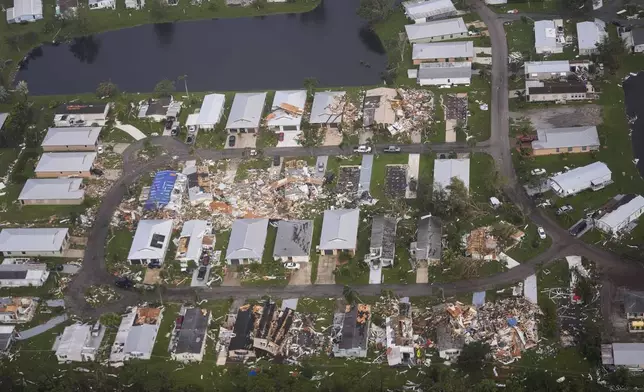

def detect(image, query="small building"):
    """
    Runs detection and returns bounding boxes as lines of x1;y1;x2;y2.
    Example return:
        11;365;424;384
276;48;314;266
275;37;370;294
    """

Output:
365;216;397;268
363;88;398;127
534;19;565;54
225;219;269;265
124;0;143;9
531;126;600;156
175;220;211;264
88;0;115;9
0;297;38;323
433;158;470;192
55;323;105;363
225;92;267;133
253;300;294;356
623;289;644;333
34;152;97;178
595;195;644;236
171;308;211;363
54;103;110;127
266;90;307;132
19;178;85;206
227;304;257;363
623;27;644;53
127;220;174;266
42;127;101;152
484;0;507;4
109;307;163;364
386;301;415;367
524;61;572;80
410;215;442;266
412;41;474;64
332;304;371;358
404;17;468;43
137;97;181;121
602;343;644;369
0;325;16;353
525;80;593;102
273;220;313;263
6;0;43;24
417;61;472;86
549;161;612;197
0;228;70;258
319;209;360;256
196;93;226;129
309;91;346;129
403;0;457;23
577;19;606;56
0;263;49;288
437;323;465;360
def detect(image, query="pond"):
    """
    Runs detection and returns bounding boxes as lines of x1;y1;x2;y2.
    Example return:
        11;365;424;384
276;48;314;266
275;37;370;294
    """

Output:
623;72;644;178
16;0;387;95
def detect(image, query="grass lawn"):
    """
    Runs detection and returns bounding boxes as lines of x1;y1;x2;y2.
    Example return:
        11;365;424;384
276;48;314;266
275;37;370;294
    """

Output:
105;228;135;273
505;20;535;56
240;225;288;287
151;303;181;357
469;152;497;203
0;148;19;178
428;259;506;283
505;223;553;262
369;153;409;200
296;297;336;329
467;87;491;141
373;11;412;86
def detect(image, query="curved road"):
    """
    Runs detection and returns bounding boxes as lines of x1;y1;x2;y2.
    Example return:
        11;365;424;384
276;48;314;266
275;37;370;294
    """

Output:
65;2;644;318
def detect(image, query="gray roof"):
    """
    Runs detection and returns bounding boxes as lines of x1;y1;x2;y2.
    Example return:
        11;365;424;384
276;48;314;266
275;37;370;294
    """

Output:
576;20;606;51
0;113;8;130
309;91;346;125
273;220;313;258
0;263;47;280
41;127;101;148
0;228;69;253
175;308;209;354
612;343;644;366
196;94;226;126
524;60;570;75
35;152;97;173
633;28;644;46
532;126;599;150
405;17;467;41
123;323;157;356
319;209;360;250
338;305;370;350
138;97;172;117
0;325;15;352
226;219;269;260
598;195;644;231
415;216;442;261
418;61;472;81
550;161;611;193
624;290;644;314
403;0;456;20
412;41;474;60
225;92;267;129
19;178;84;201
370;216;397;260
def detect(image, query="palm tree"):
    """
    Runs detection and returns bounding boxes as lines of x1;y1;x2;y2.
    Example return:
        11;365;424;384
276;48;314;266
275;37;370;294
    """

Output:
343;285;361;306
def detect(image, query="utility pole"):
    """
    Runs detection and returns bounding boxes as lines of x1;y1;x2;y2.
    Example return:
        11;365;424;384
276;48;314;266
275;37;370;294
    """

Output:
179;74;189;99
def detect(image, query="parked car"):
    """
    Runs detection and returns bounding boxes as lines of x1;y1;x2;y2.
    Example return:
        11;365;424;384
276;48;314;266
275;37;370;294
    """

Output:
185;135;195;144
531;168;546;176
114;276;134;289
273;156;281;166
171;127;179;136
91;322;102;337
284;262;300;270
383;145;401;153
537;227;547;239
228;135;236;147
50;264;64;272
90;168;104;177
278;132;285;142
165;120;173;130
188;125;197;133
353;145;372;153
249;149;258;156
570;221;588;236
507;9;519;14
556;205;573;215
197;266;208;280
317;161;325;172
148;261;161;269
97;145;104;154
408;177;417;192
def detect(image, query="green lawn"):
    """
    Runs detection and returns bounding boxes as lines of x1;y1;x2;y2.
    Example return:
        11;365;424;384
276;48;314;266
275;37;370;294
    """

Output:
467;88;491;142
494;0;561;13
234;157;272;181
505;223;553;262
369;153;409;200
0;148;19;178
105;228;135;273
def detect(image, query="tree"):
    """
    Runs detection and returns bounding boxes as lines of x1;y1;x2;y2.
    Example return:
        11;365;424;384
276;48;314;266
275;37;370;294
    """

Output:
154;78;175;97
148;0;169;21
593;34;627;74
73;4;92;36
96;80;119;98
456;341;490;374
0;87;8;103
297;120;324;147
303;77;318;98
490;223;518;250
562;0;587;12
15;81;28;98
607;367;634;388
357;0;396;24
0;100;33;148
4;35;21;52
343;285;361;305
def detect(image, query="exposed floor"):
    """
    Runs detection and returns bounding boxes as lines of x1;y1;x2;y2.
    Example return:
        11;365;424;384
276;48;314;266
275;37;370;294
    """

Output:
288;263;311;286
276;131;301;148
104;169;121;181
316;255;336;285
222;268;241;287
406;153;420;199
62;249;85;258
445;119;457;143
223;159;240;183
509;105;602;129
268;156;283;178
144;268;162;285
323;128;343;146
115;122;147;140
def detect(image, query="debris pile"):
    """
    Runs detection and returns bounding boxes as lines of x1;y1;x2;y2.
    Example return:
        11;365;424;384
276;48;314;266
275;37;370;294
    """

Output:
85;285;120;308
396;89;435;129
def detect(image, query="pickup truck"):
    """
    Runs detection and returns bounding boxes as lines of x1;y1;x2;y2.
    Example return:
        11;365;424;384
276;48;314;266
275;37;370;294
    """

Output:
353;145;372;153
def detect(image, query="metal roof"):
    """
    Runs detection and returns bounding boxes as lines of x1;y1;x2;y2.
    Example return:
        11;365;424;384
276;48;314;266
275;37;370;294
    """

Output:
418;61;472;81
123;323;158;357
267;90;307;127
534;20;561;51
273;220;313;258
179;220;209;261
0;113;8;130
196;94;226;126
319;209;359;250
433;159;470;191
632;28;644;46
35;152;96;173
226;219;269;260
54;103;108;115
309;91;346;125
0;263;47;281
19;178;84;201
415;215;442;261
404;17;467;41
524;60;570;75
225;92;267;129
370;216;397;260
127;220;174;261
412;41;474;60
576;20;606;51
403;0;456;20
0;325;15;352
175;308;209;354
8;0;43;21
55;324;90;359
597;195;644;231
612;343;644;366
550;161;611;193
0;228;69;253
532;126;599;150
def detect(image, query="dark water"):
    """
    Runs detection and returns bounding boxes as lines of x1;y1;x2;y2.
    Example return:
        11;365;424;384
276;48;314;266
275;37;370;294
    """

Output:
17;0;387;95
623;72;644;178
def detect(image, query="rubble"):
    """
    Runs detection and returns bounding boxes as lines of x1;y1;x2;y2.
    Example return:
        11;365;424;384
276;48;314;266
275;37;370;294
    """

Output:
84;285;120;308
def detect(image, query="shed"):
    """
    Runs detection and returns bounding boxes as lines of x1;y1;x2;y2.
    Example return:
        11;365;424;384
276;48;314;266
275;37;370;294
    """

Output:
0;228;70;257
35;152;97;178
41;127;101;151
273;220;313;263
127;220;174;265
595;195;644;235
19;178;85;206
549;161;612;197
225;92;267;132
319;209;360;255
225;219;269;264
196;94;226;129
433;159;470;192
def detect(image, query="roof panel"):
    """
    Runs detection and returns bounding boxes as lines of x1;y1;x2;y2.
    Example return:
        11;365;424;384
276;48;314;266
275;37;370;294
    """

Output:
532;126;599;150
0;228;69;253
226;219;269;260
19;178;84;201
405;17;467;41
319;209;359;250
35;152;96;173
412;41;474;60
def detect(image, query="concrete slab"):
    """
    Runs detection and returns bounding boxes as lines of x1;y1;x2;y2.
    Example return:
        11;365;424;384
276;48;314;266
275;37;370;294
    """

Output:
474;47;492;55
288;263;311;286
358;154;374;197
316;255;336;285
499;253;520;269
104;169;121;181
143;268;161;285
369;267;382;284
416;261;428;284
61;264;80;274
114;123;147;140
406;153;420;199
62;249;84;258
524;274;538;304
276;131;301;147
222;268;241;286
224;133;256;149
445;119;457;143
323;128;343;146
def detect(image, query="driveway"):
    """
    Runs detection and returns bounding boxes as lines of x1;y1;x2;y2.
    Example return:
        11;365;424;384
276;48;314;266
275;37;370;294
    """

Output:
114;122;147;141
222;268;241;287
369;267;382;284
406;154;420;199
224;133;256;149
323;128;343;146
316;256;336;285
276;131;301;147
416;261;428;284
289;263;311;286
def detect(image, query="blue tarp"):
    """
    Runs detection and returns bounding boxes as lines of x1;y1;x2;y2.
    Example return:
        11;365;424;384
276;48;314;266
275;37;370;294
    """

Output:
145;170;178;211
507;317;518;327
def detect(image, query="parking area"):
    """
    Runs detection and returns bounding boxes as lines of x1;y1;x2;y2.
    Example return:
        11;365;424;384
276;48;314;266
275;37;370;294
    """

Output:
316;255;336;284
224;133;257;149
385;165;407;198
276;131;301;148
288;263;311;285
337;166;360;195
406;154;420;199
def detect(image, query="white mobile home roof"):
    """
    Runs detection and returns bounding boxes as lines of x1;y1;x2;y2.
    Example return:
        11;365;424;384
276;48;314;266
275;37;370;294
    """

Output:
0;228;69;253
576;20;606;52
524;60;570;75
550;161;611;193
309;91;346;125
405;17;467;41
612;343;644;366
412;41;474;61
7;0;43;22
534;20;559;51
225;92;267;129
433;159;470;191
0;263;48;284
226;219;269;260
597;195;644;232
267;90;307;127
41;127;101;148
55;324;90;360
35;152;97;173
532;126;599;150
403;0;456;20
127;220;174;261
418;61;472;81
319;209;359;250
19;178;84;201
196;94;226;126
179;220;209;261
